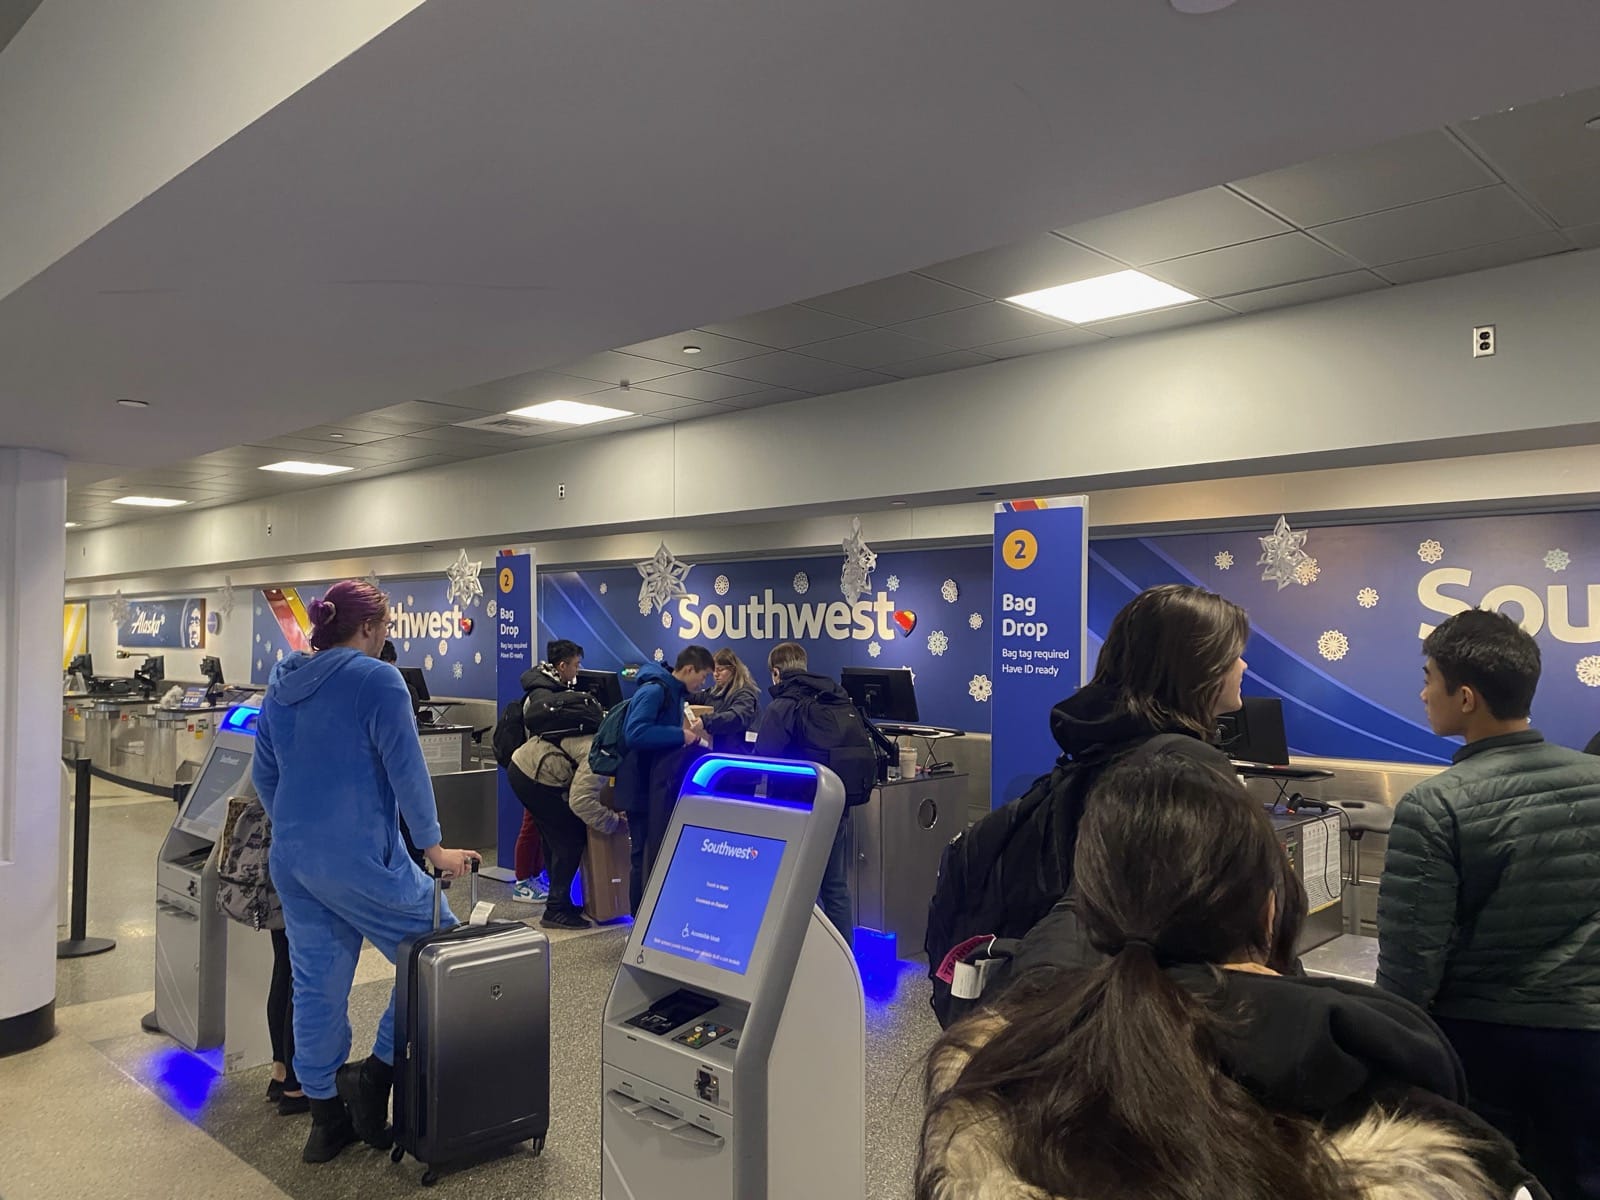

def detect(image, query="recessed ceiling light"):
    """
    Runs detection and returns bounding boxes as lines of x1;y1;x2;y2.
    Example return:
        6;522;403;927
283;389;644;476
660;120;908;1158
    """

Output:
64;521;79;528
259;461;355;476
890;500;908;507
507;399;634;426
116;398;149;409
328;433;346;439
112;496;186;508
1008;270;1197;324
1170;0;1238;12
682;345;703;355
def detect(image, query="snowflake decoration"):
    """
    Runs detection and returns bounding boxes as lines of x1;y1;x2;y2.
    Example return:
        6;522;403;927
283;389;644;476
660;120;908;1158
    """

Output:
451;662;464;681
407;595;414;606
254;633;261;644
653;648;665;663
968;674;993;703
424;654;434;670
218;575;237;618
255;604;262;617
968;613;984;631
940;579;960;604
1317;630;1349;662
486;599;497;619
841;517;877;603
1418;540;1444;565
1545;549;1571;573
1578;657;1600;688
264;640;273;654
255;659;263;673
1215;551;1235;571
403;641;411;653
110;590;131;627
599;582;608;595
661;610;673;629
1258;516;1312;591
444;549;484;608
275;649;284;662
636;542;691;614
438;639;449;657
927;630;949;657
1357;587;1380;609
714;575;730;596
886;575;901;593
473;652;482;665
1294;557;1321;586
868;641;882;659
793;572;810;595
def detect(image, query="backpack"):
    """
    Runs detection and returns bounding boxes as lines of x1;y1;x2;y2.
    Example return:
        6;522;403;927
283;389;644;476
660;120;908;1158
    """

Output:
523;689;604;740
588;679;669;777
216;795;283;931
492;696;530;768
791;695;879;807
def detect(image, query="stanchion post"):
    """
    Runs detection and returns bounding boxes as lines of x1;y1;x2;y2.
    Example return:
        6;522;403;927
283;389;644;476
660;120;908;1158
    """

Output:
57;758;116;959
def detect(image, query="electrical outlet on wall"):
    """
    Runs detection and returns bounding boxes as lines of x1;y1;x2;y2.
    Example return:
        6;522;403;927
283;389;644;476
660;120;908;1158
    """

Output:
1473;324;1496;358
558;483;567;500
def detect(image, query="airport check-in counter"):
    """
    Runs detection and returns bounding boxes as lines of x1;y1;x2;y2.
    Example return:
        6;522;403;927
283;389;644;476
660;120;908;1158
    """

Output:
64;687;258;794
850;771;967;954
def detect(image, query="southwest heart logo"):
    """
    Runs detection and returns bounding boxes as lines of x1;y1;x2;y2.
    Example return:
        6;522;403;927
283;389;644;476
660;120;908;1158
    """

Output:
893;610;918;636
460;617;475;635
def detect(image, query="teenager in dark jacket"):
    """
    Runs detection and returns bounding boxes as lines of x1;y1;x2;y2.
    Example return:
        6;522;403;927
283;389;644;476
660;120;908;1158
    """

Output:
917;752;1547;1200
694;648;761;754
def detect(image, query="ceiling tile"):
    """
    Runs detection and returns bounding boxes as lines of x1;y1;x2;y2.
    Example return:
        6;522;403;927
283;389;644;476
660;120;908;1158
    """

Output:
978;327;1107;359
290;436;443;464
877;350;996;379
366;400;487;427
1314;185;1551;266
1232;130;1498;226
799;273;988;325
700;305;868;349
323;411;437;435
254;435;368;457
290;424;394;446
403;424;530;449
1455;87;1600;227
714;386;814;410
440;369;616;413
1218;270;1388;313
1373;231;1574;285
1086;302;1235;337
550;349;688;386
1568;223;1600;250
1146;232;1355;296
631;370;763;403
616;329;769;367
556;385;701;418
890;302;1068;349
713;352;895;394
796;328;947;369
650;402;735;423
919;234;1122;299
535;414;670;445
1058;187;1291;265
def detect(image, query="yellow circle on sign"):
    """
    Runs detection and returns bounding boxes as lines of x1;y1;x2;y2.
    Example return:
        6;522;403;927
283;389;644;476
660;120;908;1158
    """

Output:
1003;529;1039;571
498;567;515;594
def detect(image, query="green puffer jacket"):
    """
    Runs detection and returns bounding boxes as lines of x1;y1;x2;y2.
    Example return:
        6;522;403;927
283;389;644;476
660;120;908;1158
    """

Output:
1376;730;1600;1029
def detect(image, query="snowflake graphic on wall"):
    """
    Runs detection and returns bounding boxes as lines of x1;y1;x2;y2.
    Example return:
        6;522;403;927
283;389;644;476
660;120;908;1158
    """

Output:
473;652;482;665
714;575;730;596
424;655;434;670
653;648;665;663
407;595;415;607
486;599;497;619
275;649;284;662
255;659;263;673
868;641;882;659
793;572;810;595
940;579;959;604
968;674;993;703
1418;540;1445;564
255;633;261;644
968;613;984;631
1545;549;1571;573
1317;631;1349;662
1357;587;1380;609
451;662;464;681
886;575;900;593
1215;551;1235;571
438;640;449;657
927;630;949;657
661;611;673;629
403;641;411;653
264;640;273;654
599;582;608;595
638;597;653;616
1294;557;1321;586
1578;657;1600;687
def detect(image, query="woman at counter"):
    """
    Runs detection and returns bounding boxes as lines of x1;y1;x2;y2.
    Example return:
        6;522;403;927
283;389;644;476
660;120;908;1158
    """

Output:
695;649;761;754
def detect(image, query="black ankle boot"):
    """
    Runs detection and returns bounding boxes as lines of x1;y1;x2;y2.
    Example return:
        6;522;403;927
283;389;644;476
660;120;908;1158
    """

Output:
302;1097;357;1164
336;1055;394;1150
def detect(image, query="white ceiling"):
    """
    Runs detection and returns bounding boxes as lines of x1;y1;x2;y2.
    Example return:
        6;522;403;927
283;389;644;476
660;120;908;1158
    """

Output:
7;2;1600;527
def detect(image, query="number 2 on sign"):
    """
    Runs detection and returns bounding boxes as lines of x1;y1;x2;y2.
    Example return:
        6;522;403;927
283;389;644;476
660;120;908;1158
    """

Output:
1004;529;1039;571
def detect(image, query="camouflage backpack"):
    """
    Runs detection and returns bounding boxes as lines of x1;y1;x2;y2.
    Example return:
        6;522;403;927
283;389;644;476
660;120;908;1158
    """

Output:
216;795;284;931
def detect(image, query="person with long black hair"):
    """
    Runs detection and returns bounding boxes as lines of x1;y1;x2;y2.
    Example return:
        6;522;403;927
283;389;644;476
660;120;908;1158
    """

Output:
916;751;1545;1200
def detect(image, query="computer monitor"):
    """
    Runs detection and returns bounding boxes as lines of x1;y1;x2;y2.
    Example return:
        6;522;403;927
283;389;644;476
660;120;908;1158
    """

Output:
136;656;165;691
199;656;224;689
173;737;257;839
398;667;431;704
841;667;919;723
641;823;790;976
67;653;93;678
575;668;624;710
1216;696;1290;766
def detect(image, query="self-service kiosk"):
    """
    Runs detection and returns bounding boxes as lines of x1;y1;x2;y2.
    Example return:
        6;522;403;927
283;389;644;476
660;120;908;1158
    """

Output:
601;757;866;1200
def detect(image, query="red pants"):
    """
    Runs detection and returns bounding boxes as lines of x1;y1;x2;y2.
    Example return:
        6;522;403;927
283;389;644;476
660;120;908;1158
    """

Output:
514;809;545;880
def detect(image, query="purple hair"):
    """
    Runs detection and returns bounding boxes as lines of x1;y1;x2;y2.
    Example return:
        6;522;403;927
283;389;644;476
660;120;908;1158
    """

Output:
308;580;390;652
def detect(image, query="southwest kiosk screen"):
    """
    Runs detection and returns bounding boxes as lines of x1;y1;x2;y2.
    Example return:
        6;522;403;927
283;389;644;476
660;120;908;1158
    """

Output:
643;825;788;975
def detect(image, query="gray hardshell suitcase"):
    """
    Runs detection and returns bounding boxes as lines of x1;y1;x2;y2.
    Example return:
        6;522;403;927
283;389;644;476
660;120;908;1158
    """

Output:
391;865;551;1186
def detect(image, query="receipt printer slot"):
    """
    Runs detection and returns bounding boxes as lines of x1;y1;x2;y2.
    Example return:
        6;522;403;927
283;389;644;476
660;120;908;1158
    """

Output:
625;988;719;1037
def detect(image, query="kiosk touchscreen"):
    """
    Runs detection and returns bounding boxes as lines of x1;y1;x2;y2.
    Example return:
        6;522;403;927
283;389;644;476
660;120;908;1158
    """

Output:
602;758;866;1200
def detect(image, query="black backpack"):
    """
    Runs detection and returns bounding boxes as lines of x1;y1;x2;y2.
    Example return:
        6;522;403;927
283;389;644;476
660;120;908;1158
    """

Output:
791;694;878;807
523;689;604;740
492;697;530;768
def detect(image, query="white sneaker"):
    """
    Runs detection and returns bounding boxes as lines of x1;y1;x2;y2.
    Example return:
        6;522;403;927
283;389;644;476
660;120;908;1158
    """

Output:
511;877;548;903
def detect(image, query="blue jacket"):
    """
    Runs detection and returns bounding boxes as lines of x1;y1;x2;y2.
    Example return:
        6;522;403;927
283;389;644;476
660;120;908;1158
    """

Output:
253;648;442;861
622;661;691;755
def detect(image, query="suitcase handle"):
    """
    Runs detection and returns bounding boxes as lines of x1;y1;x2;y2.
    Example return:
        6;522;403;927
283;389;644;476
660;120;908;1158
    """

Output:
429;858;480;929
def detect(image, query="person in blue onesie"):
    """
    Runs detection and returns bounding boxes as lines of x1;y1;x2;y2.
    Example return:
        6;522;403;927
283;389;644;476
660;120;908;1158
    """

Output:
253;579;481;1164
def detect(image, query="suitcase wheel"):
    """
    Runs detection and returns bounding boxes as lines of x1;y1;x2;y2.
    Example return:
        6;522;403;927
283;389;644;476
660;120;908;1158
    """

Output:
532;1136;545;1157
390;1146;404;1165
421;1168;438;1187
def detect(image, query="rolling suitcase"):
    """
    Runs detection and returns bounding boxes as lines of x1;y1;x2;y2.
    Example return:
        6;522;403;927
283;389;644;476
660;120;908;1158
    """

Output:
391;863;551;1186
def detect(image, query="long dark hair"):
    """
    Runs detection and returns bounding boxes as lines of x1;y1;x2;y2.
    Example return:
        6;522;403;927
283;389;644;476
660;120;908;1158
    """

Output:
1091;584;1249;737
917;752;1336;1200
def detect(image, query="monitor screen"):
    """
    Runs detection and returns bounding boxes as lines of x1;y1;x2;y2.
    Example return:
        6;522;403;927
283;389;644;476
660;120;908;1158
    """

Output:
574;668;624;710
841;666;919;722
1217;696;1289;766
643;825;788;975
398;666;431;704
177;743;255;837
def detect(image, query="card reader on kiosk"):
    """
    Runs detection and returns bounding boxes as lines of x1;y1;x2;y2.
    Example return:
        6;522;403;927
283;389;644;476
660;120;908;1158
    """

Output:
601;757;866;1200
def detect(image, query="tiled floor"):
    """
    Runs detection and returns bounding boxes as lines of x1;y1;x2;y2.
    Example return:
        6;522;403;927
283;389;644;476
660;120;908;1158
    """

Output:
1;781;940;1199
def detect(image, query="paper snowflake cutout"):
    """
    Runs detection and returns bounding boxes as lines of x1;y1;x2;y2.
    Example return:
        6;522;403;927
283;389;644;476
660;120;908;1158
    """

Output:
968;613;984;631
1418;540;1444;564
445;549;484;608
1545;549;1571;573
451;662;464;680
841;518;877;603
1317;631;1349;662
1258;516;1312;591
424;654;434;670
218;575;236;618
868;641;882;658
653;648;665;663
473;652;482;665
714;575;730;596
438;640;449;657
1357;587;1380;609
1578;657;1600;688
636;542;691;614
486;599;497;619
793;572;810;595
1294;557;1321;586
940;579;960;604
928;630;949;657
599;582;608;595
886;575;900;593
661;611;673;628
1215;551;1235;571
110;590;131;627
968;674;993;703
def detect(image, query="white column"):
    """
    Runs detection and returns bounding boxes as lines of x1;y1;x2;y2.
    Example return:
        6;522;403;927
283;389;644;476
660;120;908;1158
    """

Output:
0;448;66;1053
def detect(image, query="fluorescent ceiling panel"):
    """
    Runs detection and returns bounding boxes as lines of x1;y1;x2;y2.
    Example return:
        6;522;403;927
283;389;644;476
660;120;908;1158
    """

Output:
1008;270;1197;324
508;399;635;425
